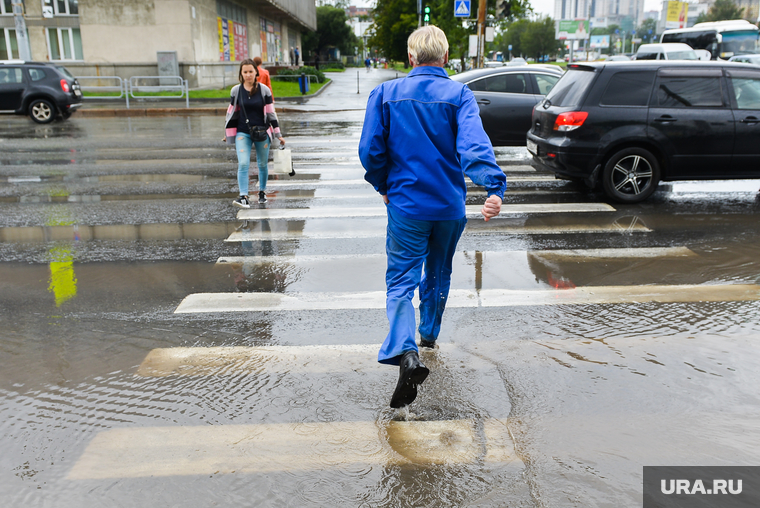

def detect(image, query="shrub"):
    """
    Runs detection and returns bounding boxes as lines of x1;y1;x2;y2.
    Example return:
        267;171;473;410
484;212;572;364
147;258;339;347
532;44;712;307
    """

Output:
276;66;326;83
321;61;345;71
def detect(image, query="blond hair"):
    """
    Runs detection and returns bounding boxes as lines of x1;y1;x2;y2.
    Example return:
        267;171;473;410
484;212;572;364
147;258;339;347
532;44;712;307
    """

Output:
407;25;449;65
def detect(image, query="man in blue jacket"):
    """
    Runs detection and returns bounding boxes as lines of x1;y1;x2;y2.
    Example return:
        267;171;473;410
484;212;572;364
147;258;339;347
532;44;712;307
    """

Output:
358;25;507;409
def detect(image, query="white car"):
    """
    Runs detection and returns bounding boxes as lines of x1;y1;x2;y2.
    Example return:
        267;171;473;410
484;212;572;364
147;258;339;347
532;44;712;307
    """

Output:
634;43;699;61
729;54;760;66
507;57;527;66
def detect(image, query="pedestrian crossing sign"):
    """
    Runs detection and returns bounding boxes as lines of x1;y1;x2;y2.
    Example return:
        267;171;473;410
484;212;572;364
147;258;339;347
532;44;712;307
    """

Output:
455;0;470;17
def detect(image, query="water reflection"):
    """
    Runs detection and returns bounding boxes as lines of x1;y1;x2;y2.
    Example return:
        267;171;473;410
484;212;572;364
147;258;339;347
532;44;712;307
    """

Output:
48;245;77;307
45;207;79;307
232;220;300;293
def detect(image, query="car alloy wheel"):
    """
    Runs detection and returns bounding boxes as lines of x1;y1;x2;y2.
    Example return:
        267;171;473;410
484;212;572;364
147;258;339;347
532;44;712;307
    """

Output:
602;147;661;203
29;99;55;124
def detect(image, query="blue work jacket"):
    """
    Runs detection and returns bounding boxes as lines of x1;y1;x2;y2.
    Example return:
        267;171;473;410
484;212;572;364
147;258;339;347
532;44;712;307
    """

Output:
359;66;506;221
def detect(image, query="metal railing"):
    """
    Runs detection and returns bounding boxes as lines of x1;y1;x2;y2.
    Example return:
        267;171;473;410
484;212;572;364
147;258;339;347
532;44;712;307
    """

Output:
128;76;189;108
76;75;189;108
76;76;126;101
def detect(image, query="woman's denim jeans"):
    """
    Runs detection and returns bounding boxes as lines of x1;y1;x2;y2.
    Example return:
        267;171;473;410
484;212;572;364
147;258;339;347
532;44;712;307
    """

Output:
235;131;269;196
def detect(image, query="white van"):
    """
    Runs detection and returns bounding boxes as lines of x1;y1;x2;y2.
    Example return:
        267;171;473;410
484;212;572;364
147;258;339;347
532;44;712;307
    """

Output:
634;43;699;61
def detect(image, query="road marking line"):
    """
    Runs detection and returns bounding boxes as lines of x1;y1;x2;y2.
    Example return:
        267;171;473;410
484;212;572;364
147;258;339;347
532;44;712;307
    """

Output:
224;221;649;241
236;203;616;220
174;289;478;313
66;418;521;480
264;175;557;189
174;284;760;313
216;253;387;264
526;246;696;259
478;284;760;306
214;247;694;265
137;344;455;377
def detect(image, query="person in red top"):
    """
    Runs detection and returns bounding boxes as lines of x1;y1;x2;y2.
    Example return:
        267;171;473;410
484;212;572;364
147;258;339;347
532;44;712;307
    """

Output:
252;57;272;99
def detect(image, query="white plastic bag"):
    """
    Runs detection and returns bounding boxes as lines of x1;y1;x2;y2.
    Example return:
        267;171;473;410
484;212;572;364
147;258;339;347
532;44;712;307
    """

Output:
272;147;295;176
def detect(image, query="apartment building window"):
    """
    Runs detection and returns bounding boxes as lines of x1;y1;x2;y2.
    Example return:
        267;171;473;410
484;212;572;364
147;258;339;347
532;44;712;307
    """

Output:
54;0;78;15
47;27;83;60
0;28;18;59
1;0;13;15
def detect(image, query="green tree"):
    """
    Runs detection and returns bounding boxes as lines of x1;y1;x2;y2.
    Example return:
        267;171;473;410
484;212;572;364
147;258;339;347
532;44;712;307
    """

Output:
302;5;359;59
521;18;561;61
499;18;531;57
369;0;418;63
370;0;535;65
698;0;744;22
637;18;658;44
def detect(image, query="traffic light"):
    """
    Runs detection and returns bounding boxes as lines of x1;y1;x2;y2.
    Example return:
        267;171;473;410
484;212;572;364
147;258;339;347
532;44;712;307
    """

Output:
424;5;430;24
497;0;511;19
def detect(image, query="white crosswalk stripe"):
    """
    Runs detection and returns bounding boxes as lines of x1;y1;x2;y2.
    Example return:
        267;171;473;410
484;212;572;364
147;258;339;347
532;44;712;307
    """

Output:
215;247;695;265
136;343;457;377
236;203;616;220
264;175;557;189
224;220;650;242
173;284;760;314
66;418;520;480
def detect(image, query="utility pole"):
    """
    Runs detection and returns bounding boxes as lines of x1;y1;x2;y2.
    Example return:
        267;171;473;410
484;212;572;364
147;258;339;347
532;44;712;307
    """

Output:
586;0;592;61
477;0;486;68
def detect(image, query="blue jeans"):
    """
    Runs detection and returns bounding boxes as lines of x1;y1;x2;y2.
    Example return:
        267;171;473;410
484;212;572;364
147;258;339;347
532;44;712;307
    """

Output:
235;131;270;196
378;205;467;365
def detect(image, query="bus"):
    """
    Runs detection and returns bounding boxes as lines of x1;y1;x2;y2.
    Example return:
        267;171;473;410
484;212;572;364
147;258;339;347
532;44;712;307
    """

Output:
660;19;759;60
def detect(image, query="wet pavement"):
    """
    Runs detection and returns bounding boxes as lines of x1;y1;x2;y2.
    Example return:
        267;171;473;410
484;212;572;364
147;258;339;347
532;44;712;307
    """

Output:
2;67;760;507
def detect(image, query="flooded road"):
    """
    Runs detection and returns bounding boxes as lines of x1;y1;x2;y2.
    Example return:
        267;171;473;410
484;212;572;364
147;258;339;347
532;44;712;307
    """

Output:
2;70;760;507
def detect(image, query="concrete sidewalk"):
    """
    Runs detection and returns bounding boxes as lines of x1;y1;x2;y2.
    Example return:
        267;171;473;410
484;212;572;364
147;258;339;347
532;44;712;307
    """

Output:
77;67;403;117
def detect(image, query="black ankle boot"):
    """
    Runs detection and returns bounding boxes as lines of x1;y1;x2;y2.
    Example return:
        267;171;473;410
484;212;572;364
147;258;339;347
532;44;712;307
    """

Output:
390;350;429;408
419;338;437;349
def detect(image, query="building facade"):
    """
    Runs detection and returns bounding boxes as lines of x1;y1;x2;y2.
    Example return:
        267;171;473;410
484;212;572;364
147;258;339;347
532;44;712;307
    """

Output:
1;0;316;87
554;0;646;29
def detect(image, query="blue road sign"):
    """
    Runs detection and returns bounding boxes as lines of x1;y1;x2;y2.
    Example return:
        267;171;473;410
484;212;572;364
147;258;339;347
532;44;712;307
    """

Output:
455;0;470;17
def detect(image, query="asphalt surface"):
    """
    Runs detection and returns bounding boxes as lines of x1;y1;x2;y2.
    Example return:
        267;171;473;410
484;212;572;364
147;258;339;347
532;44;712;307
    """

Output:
1;67;760;508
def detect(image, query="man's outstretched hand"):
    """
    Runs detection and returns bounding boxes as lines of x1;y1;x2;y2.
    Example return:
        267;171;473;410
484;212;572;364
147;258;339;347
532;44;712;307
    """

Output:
481;195;502;221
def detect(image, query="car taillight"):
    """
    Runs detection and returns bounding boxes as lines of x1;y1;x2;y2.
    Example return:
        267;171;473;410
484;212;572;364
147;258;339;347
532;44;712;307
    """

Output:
553;111;588;132
60;79;70;93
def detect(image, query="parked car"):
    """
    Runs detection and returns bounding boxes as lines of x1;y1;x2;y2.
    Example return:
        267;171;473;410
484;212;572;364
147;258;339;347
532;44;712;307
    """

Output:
0;60;82;124
729;54;760;66
607;55;632;61
451;65;564;146
507;57;528;66
634;43;699;61
527;61;760;203
484;60;505;68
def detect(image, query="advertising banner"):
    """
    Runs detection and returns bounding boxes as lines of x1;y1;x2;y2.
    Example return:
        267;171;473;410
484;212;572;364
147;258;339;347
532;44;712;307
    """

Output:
590;35;610;49
557;19;590;40
218;17;248;61
233;21;248;61
218;17;232;61
666;1;688;29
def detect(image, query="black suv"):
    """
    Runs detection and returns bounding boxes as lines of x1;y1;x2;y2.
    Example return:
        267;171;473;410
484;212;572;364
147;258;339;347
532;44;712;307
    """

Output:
527;61;760;203
0;60;82;124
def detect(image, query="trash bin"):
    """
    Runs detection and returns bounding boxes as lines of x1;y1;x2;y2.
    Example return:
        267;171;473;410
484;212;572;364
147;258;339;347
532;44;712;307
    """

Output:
298;73;310;95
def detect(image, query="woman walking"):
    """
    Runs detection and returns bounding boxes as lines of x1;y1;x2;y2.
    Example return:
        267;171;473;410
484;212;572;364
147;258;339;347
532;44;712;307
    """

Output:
224;58;284;207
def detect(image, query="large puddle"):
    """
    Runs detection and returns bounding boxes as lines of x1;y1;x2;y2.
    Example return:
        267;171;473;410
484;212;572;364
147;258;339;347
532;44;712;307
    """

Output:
2;112;760;507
